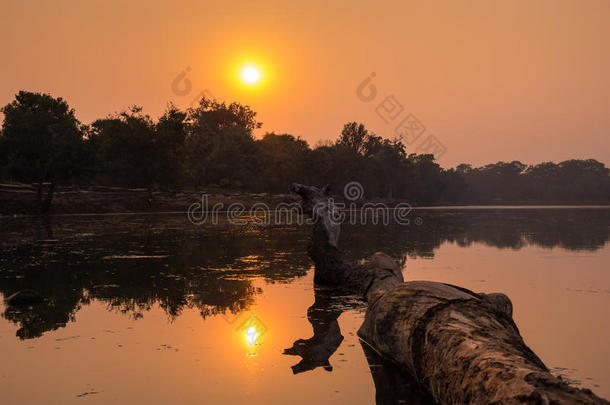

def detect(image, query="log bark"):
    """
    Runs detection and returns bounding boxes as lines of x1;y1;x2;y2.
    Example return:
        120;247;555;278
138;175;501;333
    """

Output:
291;183;609;405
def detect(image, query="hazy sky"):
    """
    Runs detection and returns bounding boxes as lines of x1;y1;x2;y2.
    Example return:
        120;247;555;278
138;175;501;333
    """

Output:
1;0;609;167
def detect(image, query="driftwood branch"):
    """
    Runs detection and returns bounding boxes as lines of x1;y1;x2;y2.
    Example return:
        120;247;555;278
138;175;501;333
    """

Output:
291;183;608;405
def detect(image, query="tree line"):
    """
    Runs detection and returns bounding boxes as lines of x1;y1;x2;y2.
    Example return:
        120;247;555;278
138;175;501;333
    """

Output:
1;91;609;210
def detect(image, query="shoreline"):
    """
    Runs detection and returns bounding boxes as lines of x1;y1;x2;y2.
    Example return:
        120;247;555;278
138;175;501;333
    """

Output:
2;184;610;216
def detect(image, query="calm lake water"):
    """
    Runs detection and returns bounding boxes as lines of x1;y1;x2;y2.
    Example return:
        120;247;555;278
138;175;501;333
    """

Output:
1;208;609;404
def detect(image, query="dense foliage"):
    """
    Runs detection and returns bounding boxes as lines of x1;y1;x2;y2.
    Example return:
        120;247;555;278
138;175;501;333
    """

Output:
1;91;609;204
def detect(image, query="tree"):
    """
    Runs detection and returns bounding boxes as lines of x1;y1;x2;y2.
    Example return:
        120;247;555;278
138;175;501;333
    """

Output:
186;98;261;188
0;91;84;213
154;104;188;189
256;133;310;192
188;97;261;134
368;138;408;198
404;154;444;204
88;106;157;187
337;122;381;156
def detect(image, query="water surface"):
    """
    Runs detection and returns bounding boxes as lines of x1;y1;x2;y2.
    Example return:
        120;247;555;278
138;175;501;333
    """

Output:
1;208;609;404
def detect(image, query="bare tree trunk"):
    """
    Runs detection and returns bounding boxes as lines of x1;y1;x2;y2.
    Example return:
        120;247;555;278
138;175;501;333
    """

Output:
291;183;608;405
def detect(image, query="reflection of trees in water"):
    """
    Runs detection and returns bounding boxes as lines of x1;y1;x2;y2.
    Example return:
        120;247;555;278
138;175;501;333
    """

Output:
0;209;608;339
340;209;610;262
3;299;79;340
0;217;311;339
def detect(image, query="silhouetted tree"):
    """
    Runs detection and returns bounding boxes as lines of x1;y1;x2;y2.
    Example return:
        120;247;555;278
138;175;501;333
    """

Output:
188;97;261;134
453;159;610;204
257;133;310;192
2;91;608;207
154;104;189;189
337;122;383;157
88;106;157;187
0;91;85;213
186;98;261;188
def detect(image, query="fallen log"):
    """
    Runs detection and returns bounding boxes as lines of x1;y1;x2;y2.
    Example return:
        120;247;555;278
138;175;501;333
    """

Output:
291;183;608;405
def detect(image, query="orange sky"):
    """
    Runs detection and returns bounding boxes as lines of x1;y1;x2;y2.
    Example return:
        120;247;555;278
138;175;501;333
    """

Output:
1;0;609;167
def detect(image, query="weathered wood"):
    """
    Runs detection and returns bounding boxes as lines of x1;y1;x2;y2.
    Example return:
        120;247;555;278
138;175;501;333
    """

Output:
291;183;609;405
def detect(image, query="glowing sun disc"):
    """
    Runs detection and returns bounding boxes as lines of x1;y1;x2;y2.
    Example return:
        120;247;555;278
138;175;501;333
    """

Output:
241;65;261;84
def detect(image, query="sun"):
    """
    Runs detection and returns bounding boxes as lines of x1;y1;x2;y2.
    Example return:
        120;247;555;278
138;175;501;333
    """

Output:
241;65;261;85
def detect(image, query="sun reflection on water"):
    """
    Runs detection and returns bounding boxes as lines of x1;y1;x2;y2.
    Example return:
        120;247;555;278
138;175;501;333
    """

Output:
245;326;258;346
238;314;267;358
